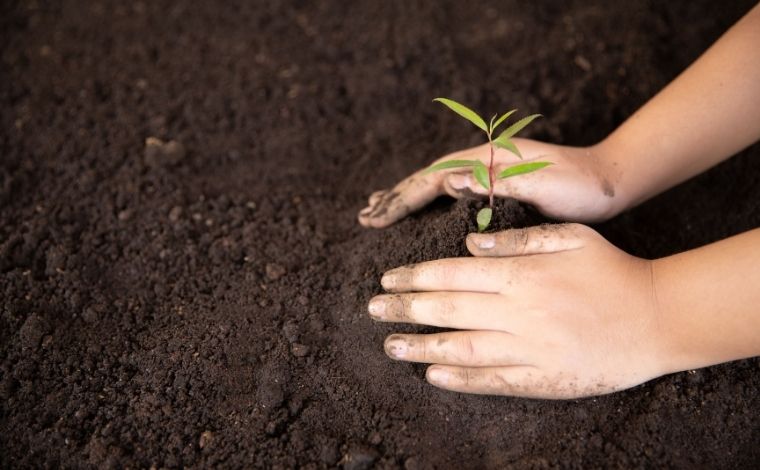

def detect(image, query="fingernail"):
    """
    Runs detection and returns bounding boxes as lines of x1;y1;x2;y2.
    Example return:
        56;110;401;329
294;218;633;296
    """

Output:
475;234;496;249
380;272;396;290
427;367;449;385
368;297;386;319
360;206;372;215
384;336;408;358
381;266;412;291
448;174;469;190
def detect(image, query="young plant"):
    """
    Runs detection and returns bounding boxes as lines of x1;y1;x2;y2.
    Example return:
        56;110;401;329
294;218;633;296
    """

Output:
426;98;552;232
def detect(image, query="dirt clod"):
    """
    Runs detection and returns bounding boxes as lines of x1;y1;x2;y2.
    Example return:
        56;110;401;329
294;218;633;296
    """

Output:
198;431;213;450
290;343;310;357
341;446;379;470
144;137;186;167
265;262;287;281
168;206;183;222
19;313;48;350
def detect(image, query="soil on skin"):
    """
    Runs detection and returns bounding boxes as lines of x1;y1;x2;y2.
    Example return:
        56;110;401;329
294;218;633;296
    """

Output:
2;1;759;468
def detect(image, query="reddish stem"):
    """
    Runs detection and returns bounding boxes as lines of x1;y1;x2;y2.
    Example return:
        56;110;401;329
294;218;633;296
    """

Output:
487;139;495;208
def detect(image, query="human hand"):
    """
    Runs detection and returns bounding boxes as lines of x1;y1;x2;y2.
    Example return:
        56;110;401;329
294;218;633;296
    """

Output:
358;138;621;228
367;224;669;399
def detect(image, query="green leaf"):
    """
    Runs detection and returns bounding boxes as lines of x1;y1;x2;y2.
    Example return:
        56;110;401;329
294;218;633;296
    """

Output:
497;113;542;140
424;159;481;174
433;98;488;133
473;161;490;190
493;136;522;159
497;161;554;179
491;109;517;133
476;207;492;233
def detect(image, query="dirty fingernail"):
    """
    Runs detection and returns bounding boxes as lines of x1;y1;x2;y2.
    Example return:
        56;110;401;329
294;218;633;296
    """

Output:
368;297;386;319
475;234;496;249
381;266;413;291
381;271;397;290
427;367;449;385
384;336;408;358
448;174;469;190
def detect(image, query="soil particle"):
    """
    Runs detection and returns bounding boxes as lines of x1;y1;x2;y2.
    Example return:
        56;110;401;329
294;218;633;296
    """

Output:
404;457;421;470
144;137;186;168
81;307;99;324
320;439;340;465
258;361;289;410
198;431;214;450
266;262;287;281
288;397;304;417
19;313;48;350
282;320;300;343
117;208;133;221
290;343;310;357
341;445;379;470
168;206;183;222
0;376;17;400
45;245;67;275
368;431;383;445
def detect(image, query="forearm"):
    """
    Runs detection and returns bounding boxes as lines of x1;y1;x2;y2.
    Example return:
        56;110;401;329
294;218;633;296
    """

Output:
654;228;760;374
597;4;760;215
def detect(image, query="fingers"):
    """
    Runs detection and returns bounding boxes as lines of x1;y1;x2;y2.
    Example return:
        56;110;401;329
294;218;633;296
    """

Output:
425;365;609;399
381;258;516;293
368;292;520;331
466;223;593;257
358;171;444;228
425;365;562;398
441;172;487;200
442;160;551;201
368;190;388;206
383;331;529;367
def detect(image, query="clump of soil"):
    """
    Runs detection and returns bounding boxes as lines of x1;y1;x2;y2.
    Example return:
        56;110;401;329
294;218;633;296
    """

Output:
1;0;759;468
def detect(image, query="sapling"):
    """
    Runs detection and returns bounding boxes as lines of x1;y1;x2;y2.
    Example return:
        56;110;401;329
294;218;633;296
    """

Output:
427;98;552;232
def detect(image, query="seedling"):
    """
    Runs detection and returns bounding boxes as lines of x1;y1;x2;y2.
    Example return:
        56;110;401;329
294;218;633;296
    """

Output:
426;98;552;232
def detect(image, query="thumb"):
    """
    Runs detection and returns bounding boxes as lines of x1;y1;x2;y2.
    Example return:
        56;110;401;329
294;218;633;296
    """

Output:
444;167;544;205
466;223;592;257
443;173;488;199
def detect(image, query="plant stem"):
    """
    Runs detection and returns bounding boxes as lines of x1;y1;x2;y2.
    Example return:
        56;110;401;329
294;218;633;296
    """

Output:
487;137;495;208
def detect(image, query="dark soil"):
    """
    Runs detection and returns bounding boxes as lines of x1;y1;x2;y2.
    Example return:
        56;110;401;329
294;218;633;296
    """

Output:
2;1;759;468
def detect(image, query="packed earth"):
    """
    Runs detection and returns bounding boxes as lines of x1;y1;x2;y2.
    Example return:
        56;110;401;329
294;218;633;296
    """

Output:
2;0;759;468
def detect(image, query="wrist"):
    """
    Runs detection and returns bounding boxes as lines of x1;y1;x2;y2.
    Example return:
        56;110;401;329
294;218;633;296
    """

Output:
645;257;688;376
648;255;723;375
588;138;634;219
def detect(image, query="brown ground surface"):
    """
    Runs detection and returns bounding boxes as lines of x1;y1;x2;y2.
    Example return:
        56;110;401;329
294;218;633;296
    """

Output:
2;1;759;468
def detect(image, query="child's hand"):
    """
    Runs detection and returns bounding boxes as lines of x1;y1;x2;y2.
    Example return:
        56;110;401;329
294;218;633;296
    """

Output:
358;138;620;228
367;224;668;399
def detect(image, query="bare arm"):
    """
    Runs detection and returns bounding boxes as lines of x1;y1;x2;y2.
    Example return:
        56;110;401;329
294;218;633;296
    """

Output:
599;3;760;214
655;227;760;374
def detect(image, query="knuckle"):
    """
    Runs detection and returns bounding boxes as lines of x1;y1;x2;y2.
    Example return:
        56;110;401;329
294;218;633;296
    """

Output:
419;336;429;362
498;228;530;255
384;294;411;321
462;368;472;387
491;370;512;391
456;335;476;362
515;228;531;254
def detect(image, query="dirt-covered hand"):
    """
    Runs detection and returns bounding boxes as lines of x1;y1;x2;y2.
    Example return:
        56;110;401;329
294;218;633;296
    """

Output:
367;224;668;399
358;139;620;228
